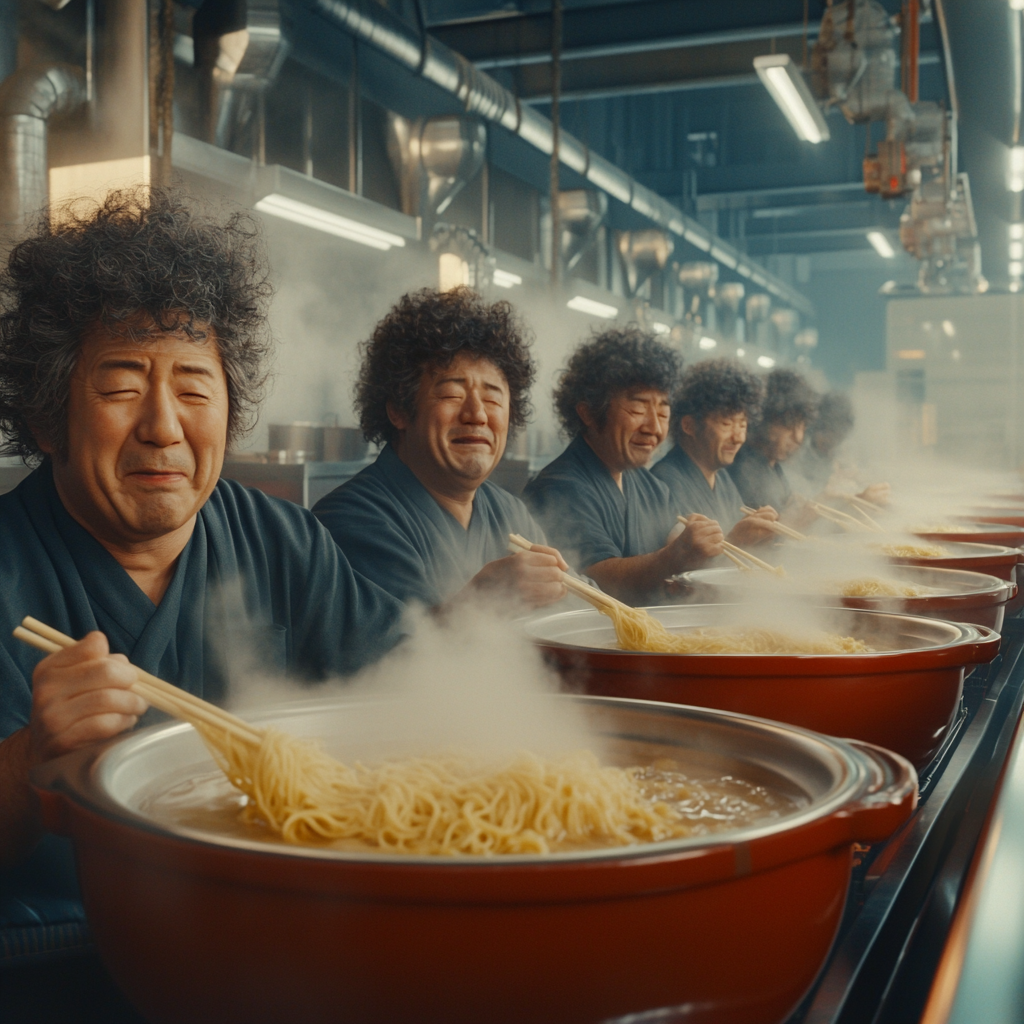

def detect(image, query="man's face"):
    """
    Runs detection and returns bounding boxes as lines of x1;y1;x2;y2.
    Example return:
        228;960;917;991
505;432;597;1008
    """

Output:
766;420;806;463
583;388;670;473
46;325;230;545
682;410;748;471
390;352;510;490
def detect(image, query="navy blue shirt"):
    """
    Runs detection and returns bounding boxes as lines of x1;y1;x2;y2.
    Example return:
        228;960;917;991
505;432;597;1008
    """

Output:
0;463;405;954
727;445;793;512
651;446;745;533
312;444;548;608
522;435;677;571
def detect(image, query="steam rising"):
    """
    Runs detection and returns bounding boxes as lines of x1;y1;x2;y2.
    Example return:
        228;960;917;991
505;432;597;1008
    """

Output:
228;604;597;763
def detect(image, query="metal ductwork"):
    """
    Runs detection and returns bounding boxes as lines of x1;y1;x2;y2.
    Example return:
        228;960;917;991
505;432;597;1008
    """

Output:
745;292;772;349
677;261;718;330
0;63;86;231
558;189;606;273
195;0;289;148
715;282;745;344
303;0;812;315
617;230;673;297
386;114;485;219
770;308;800;353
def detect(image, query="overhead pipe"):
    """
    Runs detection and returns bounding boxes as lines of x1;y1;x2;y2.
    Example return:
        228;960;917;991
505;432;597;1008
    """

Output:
0;64;87;231
304;0;813;315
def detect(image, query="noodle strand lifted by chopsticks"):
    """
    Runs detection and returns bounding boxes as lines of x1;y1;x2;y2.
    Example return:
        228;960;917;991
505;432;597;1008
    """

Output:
194;723;689;854
593;601;870;654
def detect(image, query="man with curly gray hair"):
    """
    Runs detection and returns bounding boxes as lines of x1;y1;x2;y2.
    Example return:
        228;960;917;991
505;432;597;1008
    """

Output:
652;358;778;546
313;287;568;611
728;368;820;515
0;190;404;996
524;327;724;604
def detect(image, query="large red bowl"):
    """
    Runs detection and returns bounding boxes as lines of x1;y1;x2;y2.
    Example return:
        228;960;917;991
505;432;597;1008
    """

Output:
882;540;1021;583
676;565;1016;630
527;606;1000;769
31;696;916;1024
915;521;1024;547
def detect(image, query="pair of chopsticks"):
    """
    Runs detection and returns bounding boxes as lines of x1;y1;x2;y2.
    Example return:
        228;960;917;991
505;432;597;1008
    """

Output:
811;500;885;534
676;515;784;575
739;506;808;541
507;534;636;616
13;617;262;747
848;494;885;514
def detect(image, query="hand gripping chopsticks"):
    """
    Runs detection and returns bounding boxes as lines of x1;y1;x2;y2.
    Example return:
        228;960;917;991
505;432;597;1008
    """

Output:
507;534;635;615
739;506;808;541
13;617;263;747
676;515;784;576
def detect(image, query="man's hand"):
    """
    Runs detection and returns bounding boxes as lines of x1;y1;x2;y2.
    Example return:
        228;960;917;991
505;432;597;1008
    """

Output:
28;631;147;766
728;506;778;547
667;514;725;571
859;482;890;507
465;544;569;609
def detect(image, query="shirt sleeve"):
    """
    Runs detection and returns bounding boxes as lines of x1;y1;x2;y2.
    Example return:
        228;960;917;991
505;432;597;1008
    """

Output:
315;492;441;609
525;476;623;571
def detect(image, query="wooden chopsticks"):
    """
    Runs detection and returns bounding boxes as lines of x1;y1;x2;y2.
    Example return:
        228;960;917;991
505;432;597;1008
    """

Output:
13;617;263;747
507;534;635;615
811;500;884;533
848;494;885;514
676;516;784;575
739;506;808;541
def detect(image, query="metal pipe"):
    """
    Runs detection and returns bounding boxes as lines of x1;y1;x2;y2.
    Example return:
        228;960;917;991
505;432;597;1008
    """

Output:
305;0;812;314
0;64;87;230
931;0;958;177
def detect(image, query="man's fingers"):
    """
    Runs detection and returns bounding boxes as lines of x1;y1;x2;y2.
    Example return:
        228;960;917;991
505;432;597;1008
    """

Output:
60;687;148;723
53;713;142;753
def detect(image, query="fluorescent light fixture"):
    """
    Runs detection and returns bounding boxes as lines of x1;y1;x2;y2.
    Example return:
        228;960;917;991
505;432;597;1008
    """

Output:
736;263;752;278
757;355;776;368
1012;0;1024;11
1010;147;1024;192
1012;223;1024;240
1012;242;1024;260
736;348;746;357
567;295;618;319
753;54;830;144
650;321;671;335
867;231;896;258
492;268;523;289
254;194;406;250
698;336;717;350
1011;261;1024;276
942;320;956;337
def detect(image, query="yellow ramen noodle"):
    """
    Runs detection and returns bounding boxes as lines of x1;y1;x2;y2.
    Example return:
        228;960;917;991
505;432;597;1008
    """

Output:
193;724;690;854
836;576;936;598
597;602;870;654
880;542;948;558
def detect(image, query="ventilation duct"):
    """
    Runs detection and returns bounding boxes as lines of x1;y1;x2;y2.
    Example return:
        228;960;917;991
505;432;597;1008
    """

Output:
716;282;746;344
617;230;673;297
0;63;86;231
745;292;772;348
677;261;718;330
195;0;289;149
303;0;812;315
770;308;800;352
558;189;606;273
386;114;485;220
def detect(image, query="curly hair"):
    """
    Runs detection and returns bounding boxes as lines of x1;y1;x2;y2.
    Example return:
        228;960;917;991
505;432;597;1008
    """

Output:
0;187;273;461
748;368;819;450
670;358;764;443
355;287;535;446
554;326;682;437
810;391;855;444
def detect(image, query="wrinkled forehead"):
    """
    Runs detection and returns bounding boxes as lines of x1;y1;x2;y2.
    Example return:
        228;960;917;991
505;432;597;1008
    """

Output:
77;317;224;369
614;386;670;405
